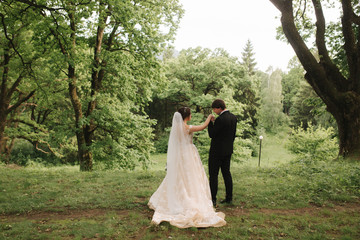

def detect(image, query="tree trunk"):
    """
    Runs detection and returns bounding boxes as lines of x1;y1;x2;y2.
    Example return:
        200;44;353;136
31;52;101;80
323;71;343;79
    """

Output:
68;67;93;171
77;6;112;171
332;93;360;160
4;102;23;161
0;111;7;159
69;82;93;171
76;132;93;171
0;48;10;159
269;0;360;160
65;9;93;171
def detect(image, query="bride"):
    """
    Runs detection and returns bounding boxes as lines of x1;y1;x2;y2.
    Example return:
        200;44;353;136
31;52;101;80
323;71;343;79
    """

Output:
148;107;226;228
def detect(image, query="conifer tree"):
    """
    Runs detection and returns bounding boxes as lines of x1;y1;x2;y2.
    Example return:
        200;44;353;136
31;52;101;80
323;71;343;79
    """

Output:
241;39;257;75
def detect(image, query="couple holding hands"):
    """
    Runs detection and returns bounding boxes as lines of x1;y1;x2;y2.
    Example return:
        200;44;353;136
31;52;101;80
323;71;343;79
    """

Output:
148;99;237;228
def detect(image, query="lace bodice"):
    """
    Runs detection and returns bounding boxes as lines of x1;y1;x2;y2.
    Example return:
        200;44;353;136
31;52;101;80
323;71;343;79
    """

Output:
185;125;194;144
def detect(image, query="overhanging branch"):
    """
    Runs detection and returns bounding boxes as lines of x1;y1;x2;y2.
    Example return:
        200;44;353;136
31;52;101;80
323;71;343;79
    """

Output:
341;0;358;82
270;0;339;104
6;90;35;114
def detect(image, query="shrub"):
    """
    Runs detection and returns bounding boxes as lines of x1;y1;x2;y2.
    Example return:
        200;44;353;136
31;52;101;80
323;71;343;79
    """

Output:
287;124;338;163
7;139;72;166
153;131;170;154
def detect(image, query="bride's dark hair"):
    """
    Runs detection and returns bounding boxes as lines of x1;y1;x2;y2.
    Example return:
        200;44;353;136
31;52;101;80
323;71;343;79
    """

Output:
178;107;191;120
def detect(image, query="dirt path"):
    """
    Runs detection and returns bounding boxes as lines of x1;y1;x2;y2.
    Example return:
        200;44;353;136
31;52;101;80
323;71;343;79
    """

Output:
1;202;359;240
0;208;135;222
1;201;359;222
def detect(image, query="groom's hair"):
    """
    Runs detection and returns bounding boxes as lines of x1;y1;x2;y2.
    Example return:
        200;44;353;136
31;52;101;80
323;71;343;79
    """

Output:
178;107;191;120
211;99;226;110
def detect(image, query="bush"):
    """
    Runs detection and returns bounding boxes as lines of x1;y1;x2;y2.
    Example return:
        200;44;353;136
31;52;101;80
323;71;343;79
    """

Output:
153;131;170;153
287;124;338;163
8;139;71;166
8;140;34;166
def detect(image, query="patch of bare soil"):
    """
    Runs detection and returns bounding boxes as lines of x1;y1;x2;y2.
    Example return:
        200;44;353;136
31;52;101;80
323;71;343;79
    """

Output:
225;201;360;217
0;208;132;222
1;201;359;222
4;164;22;170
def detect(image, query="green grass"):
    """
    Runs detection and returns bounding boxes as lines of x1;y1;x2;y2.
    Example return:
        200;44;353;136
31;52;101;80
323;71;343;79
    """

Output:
245;131;295;168
0;134;359;239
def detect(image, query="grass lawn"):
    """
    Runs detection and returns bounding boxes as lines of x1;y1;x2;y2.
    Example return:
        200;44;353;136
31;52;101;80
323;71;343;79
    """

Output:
0;134;359;239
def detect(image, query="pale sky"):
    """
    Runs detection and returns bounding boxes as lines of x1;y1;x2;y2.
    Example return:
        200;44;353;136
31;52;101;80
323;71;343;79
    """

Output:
173;0;296;71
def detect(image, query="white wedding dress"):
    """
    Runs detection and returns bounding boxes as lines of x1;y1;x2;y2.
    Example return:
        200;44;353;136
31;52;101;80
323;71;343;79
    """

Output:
148;112;226;228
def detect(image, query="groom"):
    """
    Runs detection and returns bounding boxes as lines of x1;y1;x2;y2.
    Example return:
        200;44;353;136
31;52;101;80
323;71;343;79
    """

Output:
208;99;237;206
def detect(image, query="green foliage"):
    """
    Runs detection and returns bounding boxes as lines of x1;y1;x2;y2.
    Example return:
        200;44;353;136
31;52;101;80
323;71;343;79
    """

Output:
281;57;303;115
258;69;288;132
280;58;337;131
0;0;184;170
189;113;211;162
263;159;360;207
289;81;336;130
148;47;259;158
90;97;156;170
287;124;338;163
0;0;55;162
153;131;170;153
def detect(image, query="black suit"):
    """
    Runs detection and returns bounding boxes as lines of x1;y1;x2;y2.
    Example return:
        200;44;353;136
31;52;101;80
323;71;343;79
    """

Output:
208;110;237;203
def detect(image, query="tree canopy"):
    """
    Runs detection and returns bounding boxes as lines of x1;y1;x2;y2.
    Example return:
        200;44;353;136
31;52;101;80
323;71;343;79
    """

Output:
270;0;360;159
0;0;184;170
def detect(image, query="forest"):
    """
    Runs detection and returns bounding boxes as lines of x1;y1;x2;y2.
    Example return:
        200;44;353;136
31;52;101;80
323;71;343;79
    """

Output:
1;0;356;171
1;0;359;239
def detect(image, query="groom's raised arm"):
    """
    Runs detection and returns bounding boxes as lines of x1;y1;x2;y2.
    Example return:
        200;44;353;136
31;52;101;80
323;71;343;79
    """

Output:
208;121;214;138
208;117;222;138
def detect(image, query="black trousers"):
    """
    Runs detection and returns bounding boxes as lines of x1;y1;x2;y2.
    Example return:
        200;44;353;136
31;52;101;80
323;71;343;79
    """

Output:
208;154;233;203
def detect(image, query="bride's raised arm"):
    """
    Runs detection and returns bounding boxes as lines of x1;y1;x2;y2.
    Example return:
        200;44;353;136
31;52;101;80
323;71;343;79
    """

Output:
188;114;214;133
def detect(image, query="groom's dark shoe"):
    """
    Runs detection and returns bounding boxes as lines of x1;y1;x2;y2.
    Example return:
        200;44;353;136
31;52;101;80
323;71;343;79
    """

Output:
212;200;218;208
220;199;232;204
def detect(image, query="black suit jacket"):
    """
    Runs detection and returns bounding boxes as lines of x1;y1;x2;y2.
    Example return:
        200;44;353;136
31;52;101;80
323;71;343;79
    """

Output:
208;111;237;157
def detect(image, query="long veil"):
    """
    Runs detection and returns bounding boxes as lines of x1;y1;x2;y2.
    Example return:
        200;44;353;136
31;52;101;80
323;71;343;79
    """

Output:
165;112;188;213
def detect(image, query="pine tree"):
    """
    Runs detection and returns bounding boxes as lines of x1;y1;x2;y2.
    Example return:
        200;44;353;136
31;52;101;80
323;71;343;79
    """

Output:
241;39;257;75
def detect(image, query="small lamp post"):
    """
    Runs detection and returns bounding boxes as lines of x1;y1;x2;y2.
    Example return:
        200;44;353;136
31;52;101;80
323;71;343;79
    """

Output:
258;136;263;167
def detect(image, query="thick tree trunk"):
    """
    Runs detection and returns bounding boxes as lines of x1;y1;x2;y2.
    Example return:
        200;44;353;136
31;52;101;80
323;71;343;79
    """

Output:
333;94;360;160
68;69;93;171
338;118;360;160
4;105;22;160
269;0;360;160
0;112;7;157
76;8;111;171
69;85;93;171
76;132;93;171
65;9;93;171
0;48;10;159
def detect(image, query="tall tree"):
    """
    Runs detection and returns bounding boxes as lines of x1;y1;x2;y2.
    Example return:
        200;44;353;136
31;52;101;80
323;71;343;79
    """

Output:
241;39;257;75
282;57;304;115
20;0;183;170
269;0;360;159
259;68;287;132
0;1;41;160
